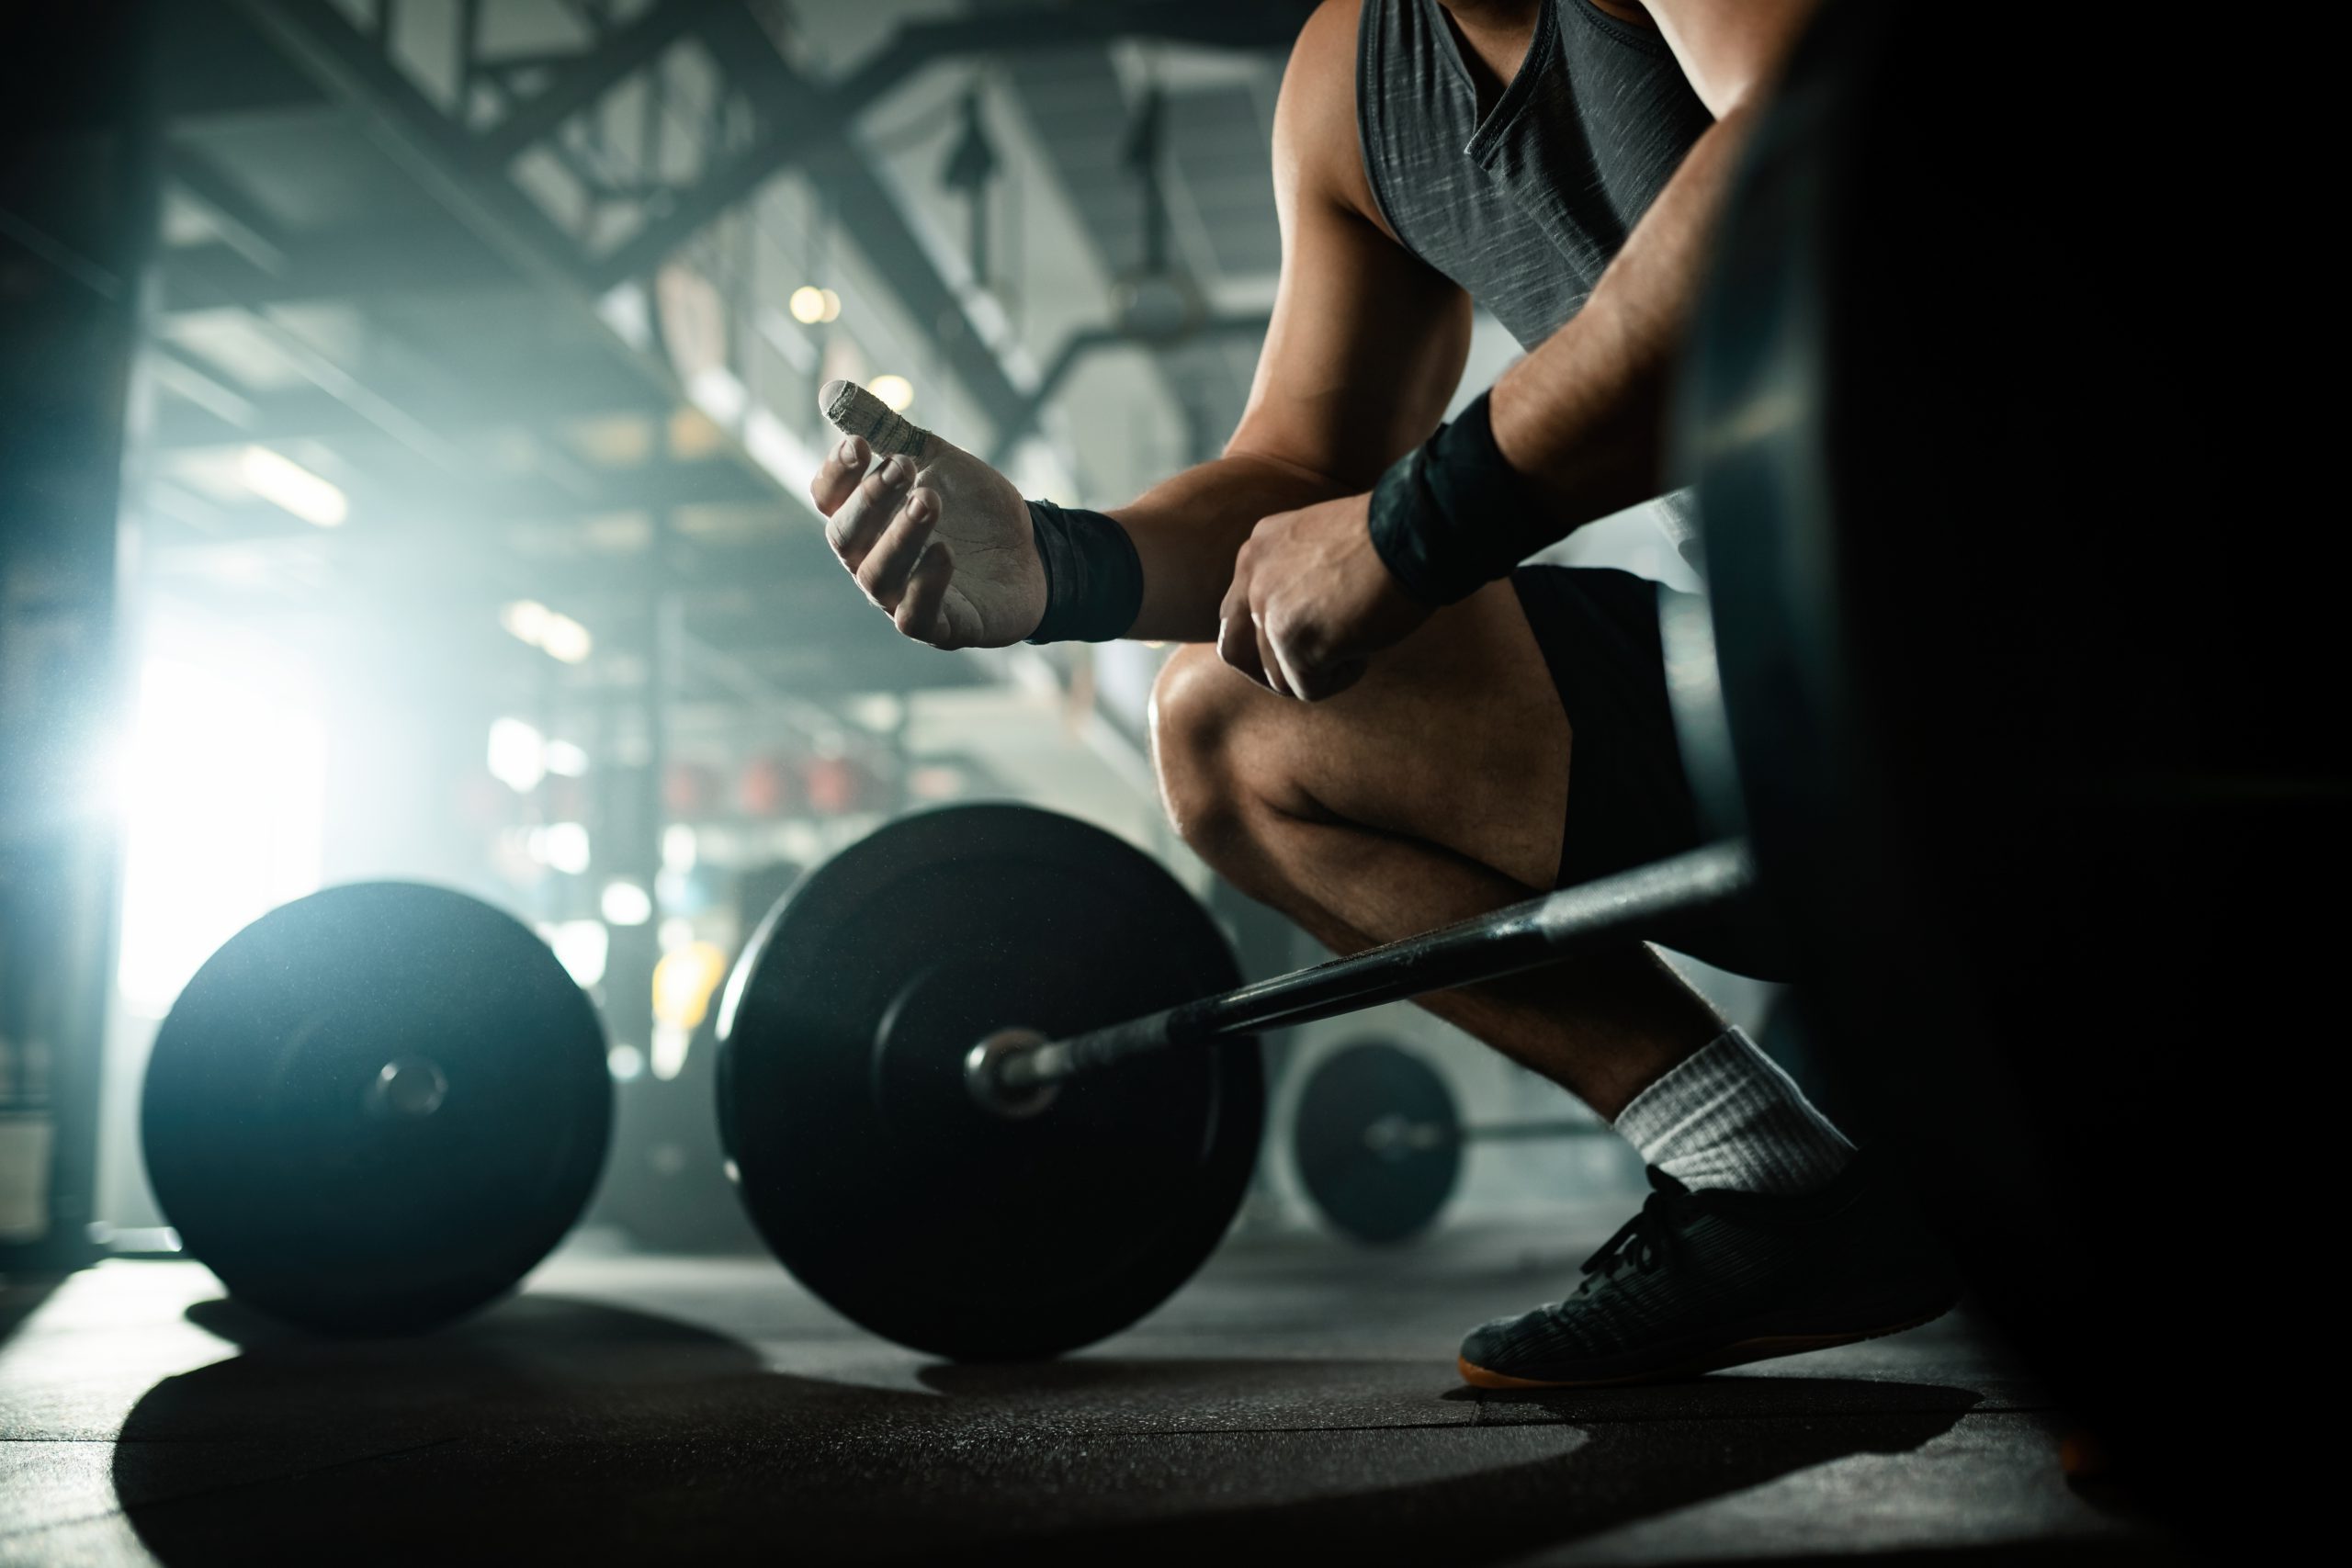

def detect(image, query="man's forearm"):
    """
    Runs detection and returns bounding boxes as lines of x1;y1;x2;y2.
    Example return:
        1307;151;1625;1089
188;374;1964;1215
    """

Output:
1487;102;1758;534
1108;451;1351;642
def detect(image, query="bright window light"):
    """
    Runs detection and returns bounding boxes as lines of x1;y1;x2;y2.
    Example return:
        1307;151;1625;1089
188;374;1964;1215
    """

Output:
238;446;347;527
788;285;841;324
606;1043;644;1081
601;878;653;927
117;657;325;1018
866;373;913;412
662;823;697;873
487;717;546;793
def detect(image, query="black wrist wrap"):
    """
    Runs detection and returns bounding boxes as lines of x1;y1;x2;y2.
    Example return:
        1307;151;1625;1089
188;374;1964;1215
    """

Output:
1024;500;1144;644
1366;391;1544;607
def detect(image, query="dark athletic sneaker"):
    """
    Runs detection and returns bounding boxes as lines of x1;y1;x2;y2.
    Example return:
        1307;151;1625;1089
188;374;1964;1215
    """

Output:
1457;1154;1960;1389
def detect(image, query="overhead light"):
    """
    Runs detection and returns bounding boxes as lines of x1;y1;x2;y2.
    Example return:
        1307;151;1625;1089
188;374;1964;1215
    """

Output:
848;693;904;731
503;599;594;664
542;919;609;988
788;285;841;324
239;446;346;527
543;739;590;777
501;600;551;644
487;716;546;793
535;820;591;875
600;878;653;927
537;613;593;665
867;373;913;412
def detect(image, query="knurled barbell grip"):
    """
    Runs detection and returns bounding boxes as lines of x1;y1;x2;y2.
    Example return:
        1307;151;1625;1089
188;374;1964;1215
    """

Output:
989;840;1755;1099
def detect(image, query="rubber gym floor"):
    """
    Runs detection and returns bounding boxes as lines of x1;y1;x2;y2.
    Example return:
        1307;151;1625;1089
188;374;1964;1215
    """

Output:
0;1205;2179;1566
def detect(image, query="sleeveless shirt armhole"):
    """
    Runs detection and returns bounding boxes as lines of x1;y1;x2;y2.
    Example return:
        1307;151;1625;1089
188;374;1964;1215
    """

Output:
1563;0;1674;57
1352;0;1421;265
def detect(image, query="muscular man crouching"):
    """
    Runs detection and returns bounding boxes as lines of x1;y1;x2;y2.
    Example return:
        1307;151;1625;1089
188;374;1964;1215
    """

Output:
803;0;1953;1387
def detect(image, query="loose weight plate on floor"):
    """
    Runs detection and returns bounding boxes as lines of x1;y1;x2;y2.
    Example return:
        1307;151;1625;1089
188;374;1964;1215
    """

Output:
718;804;1261;1360
1293;1042;1460;1244
142;884;610;1333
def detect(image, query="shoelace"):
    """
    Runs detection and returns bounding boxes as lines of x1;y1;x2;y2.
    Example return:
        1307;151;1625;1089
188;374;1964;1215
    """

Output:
1577;1167;1693;1292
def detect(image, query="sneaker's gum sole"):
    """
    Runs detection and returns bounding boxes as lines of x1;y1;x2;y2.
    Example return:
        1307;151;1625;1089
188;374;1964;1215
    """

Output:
1455;1306;1953;1391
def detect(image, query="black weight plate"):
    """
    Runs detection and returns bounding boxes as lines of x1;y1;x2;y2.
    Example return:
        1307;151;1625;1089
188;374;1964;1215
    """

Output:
717;804;1261;1361
142;884;610;1334
1293;1042;1460;1245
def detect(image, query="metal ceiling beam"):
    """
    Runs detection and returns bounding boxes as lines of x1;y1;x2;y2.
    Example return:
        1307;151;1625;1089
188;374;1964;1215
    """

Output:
590;2;1302;296
985;312;1271;466
228;0;611;295
642;6;1031;440
223;0;775;495
163;142;290;276
160;229;515;312
475;0;730;165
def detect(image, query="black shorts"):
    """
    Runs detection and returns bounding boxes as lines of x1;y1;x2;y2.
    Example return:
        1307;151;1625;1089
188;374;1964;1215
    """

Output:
1511;565;1788;980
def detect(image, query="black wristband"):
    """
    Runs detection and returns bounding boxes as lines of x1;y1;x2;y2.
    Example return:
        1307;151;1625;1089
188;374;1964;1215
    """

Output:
1366;392;1545;607
1024;500;1144;644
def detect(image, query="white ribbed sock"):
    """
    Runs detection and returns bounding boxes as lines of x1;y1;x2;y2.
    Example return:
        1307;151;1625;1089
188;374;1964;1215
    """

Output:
1611;1026;1854;1195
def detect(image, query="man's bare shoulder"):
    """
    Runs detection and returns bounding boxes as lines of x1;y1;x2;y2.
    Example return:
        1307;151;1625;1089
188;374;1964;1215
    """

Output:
1273;0;1388;233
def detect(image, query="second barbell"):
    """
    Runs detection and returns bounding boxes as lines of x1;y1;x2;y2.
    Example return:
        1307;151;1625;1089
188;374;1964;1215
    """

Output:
1291;1041;1618;1247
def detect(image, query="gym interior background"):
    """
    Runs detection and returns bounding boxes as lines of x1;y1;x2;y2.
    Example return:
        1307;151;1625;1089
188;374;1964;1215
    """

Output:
1;1;2314;1562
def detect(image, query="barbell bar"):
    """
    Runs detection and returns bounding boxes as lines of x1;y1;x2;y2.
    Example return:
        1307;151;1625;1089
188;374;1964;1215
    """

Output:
967;838;1757;1114
715;811;1751;1359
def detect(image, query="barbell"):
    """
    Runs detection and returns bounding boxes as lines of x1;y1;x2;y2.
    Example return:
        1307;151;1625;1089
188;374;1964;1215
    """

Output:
1290;1041;1615;1246
713;807;1755;1359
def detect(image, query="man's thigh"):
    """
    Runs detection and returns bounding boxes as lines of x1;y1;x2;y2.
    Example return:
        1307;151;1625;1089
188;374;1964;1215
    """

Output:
1214;580;1569;892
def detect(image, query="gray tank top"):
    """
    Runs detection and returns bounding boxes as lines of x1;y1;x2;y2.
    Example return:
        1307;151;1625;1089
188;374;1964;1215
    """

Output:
1357;0;1712;350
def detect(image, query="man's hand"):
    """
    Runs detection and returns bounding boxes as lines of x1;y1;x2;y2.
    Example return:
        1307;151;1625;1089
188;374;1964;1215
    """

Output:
1216;491;1430;701
808;379;1046;649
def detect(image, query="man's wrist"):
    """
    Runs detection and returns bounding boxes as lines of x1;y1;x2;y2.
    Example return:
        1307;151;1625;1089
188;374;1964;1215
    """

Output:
1366;392;1545;607
1025;500;1144;644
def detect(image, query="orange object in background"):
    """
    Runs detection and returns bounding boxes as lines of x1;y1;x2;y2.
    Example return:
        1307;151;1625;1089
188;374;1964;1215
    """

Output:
652;940;729;1032
738;755;793;817
802;754;865;815
664;761;718;816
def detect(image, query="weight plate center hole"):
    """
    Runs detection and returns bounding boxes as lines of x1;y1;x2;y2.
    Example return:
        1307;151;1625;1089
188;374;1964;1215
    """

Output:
368;1055;450;1121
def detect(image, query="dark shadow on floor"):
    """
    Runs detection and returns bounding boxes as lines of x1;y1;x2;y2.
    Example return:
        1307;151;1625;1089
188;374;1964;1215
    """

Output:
930;1372;1983;1567
109;1295;2055;1566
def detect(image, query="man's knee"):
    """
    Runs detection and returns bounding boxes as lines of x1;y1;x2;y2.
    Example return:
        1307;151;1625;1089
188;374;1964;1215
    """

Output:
1149;645;1264;857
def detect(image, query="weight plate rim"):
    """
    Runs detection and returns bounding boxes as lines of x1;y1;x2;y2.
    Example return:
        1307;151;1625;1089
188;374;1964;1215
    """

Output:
1293;1040;1460;1246
141;880;612;1335
718;803;1262;1359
